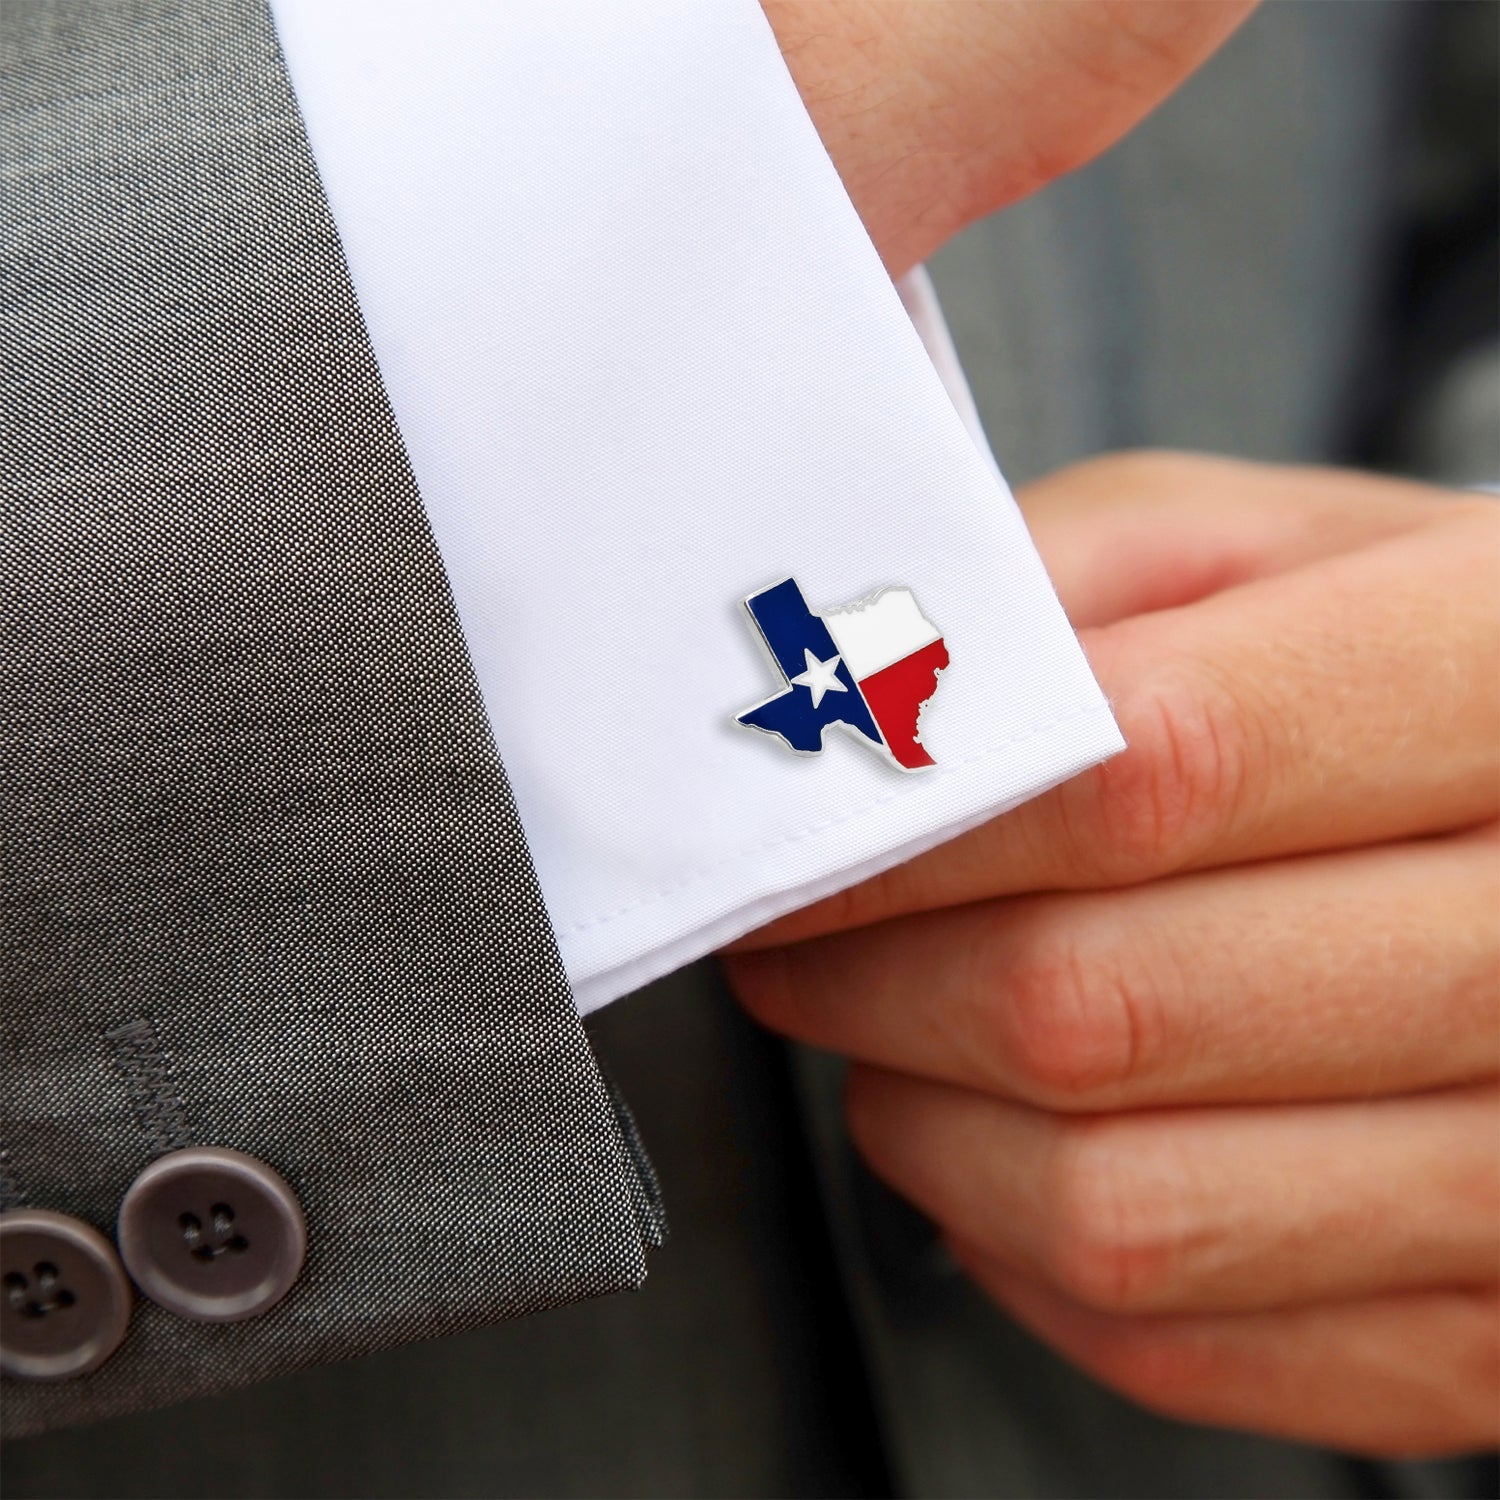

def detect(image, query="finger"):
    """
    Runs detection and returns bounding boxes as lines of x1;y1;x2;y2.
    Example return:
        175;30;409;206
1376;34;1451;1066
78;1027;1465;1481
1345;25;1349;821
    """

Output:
765;2;1257;276
1021;453;1451;629
736;501;1500;949
846;1069;1500;1315
964;1265;1500;1459
728;826;1500;1109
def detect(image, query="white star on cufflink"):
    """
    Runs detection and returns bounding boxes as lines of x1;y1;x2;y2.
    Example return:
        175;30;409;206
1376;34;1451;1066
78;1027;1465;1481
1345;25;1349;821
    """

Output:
789;649;847;710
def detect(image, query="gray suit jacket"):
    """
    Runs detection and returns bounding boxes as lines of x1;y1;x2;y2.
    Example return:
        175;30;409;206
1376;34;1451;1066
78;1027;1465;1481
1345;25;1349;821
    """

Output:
2;0;661;1439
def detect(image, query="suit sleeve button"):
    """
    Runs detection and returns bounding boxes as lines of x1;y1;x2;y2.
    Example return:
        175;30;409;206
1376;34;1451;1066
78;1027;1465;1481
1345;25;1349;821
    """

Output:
1;1209;133;1380
117;1147;306;1322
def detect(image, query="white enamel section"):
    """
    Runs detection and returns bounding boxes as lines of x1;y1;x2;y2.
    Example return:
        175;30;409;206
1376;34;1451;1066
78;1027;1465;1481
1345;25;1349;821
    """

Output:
822;588;943;681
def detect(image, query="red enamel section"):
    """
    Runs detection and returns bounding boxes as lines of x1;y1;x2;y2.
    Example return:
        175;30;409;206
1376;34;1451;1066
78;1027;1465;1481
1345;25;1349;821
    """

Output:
858;638;949;769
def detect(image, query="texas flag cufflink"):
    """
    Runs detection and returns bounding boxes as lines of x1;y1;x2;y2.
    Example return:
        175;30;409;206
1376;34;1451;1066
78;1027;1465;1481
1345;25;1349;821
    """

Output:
735;578;948;772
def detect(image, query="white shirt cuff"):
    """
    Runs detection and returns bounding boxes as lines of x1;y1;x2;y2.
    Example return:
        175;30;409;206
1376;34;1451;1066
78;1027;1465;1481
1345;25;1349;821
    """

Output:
269;0;1124;1013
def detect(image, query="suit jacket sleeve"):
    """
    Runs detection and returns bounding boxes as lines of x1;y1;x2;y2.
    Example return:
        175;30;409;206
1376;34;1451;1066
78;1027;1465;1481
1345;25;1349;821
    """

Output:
1;0;659;1435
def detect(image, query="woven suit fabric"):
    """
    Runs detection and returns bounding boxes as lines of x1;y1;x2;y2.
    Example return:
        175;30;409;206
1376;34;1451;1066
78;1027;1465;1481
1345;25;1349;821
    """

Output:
0;0;661;1436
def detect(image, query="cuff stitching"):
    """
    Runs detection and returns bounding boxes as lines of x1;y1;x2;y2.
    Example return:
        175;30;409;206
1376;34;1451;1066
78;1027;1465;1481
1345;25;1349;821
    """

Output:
565;698;1117;937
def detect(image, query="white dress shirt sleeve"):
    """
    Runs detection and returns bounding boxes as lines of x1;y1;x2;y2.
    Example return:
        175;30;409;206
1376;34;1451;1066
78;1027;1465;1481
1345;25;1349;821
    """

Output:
268;0;1124;1013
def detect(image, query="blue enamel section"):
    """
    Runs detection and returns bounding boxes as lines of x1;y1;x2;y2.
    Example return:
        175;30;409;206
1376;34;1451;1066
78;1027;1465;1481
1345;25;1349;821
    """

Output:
735;578;884;754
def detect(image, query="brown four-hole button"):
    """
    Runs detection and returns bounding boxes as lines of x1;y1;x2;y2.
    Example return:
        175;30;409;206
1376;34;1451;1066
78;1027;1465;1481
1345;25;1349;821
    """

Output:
1;1208;133;1381
117;1147;305;1323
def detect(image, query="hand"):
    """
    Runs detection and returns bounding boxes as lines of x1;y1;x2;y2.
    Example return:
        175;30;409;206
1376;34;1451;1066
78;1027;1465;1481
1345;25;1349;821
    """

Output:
762;0;1257;276
725;453;1500;1457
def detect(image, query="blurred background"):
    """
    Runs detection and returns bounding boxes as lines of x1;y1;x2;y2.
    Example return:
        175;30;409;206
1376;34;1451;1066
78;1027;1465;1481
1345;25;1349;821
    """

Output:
9;2;1498;1497
933;0;1498;492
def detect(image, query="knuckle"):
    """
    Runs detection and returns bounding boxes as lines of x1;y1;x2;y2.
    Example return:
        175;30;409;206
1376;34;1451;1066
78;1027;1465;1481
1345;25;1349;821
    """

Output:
998;915;1157;1107
1043;1122;1180;1314
1096;666;1257;879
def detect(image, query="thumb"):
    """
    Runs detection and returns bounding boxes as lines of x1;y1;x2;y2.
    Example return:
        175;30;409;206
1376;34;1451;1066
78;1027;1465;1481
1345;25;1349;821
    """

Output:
764;0;1258;277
